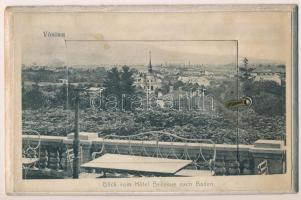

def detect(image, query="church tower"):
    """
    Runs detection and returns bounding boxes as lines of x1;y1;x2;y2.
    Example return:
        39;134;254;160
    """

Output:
148;51;153;73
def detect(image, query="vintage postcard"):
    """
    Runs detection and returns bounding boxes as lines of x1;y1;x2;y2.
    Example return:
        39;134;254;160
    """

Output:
4;5;298;195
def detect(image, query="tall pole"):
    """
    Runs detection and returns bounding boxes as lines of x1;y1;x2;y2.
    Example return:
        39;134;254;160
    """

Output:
202;88;206;111
236;40;240;163
73;90;80;179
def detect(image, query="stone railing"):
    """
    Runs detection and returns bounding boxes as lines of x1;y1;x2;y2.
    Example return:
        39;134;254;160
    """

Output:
22;132;286;178
91;131;217;173
22;134;82;178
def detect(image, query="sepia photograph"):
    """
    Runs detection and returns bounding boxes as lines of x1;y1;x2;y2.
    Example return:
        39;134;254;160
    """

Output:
4;4;298;194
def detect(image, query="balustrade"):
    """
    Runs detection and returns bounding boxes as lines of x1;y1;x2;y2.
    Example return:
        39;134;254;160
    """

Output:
22;133;286;178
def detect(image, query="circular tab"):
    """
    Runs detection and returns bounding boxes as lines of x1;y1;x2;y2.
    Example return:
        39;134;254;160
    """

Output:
242;96;252;107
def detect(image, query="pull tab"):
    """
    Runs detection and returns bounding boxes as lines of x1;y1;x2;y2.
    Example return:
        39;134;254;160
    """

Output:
224;96;252;109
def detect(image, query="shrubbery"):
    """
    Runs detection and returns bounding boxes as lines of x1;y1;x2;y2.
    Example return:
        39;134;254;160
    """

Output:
22;107;285;145
22;66;286;145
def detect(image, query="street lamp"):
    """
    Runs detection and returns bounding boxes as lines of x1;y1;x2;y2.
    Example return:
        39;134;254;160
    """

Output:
73;89;80;179
72;88;89;179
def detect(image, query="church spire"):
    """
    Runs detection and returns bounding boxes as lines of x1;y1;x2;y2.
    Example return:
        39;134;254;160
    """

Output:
148;51;153;73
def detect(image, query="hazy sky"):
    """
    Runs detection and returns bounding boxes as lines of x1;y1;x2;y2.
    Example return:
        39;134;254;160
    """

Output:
15;11;291;66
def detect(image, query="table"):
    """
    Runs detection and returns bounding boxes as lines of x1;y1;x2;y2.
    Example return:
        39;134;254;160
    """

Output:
22;157;39;178
81;153;192;176
175;169;213;177
22;158;39;165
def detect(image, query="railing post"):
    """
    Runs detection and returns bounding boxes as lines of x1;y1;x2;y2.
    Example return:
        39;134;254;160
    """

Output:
48;148;60;170
73;91;80;179
39;147;48;169
251;140;285;174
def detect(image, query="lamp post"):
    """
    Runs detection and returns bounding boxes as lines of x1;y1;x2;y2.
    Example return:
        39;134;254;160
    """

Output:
73;89;80;179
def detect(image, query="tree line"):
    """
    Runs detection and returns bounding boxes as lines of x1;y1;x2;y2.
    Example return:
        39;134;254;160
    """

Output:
22;66;138;110
22;65;285;117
